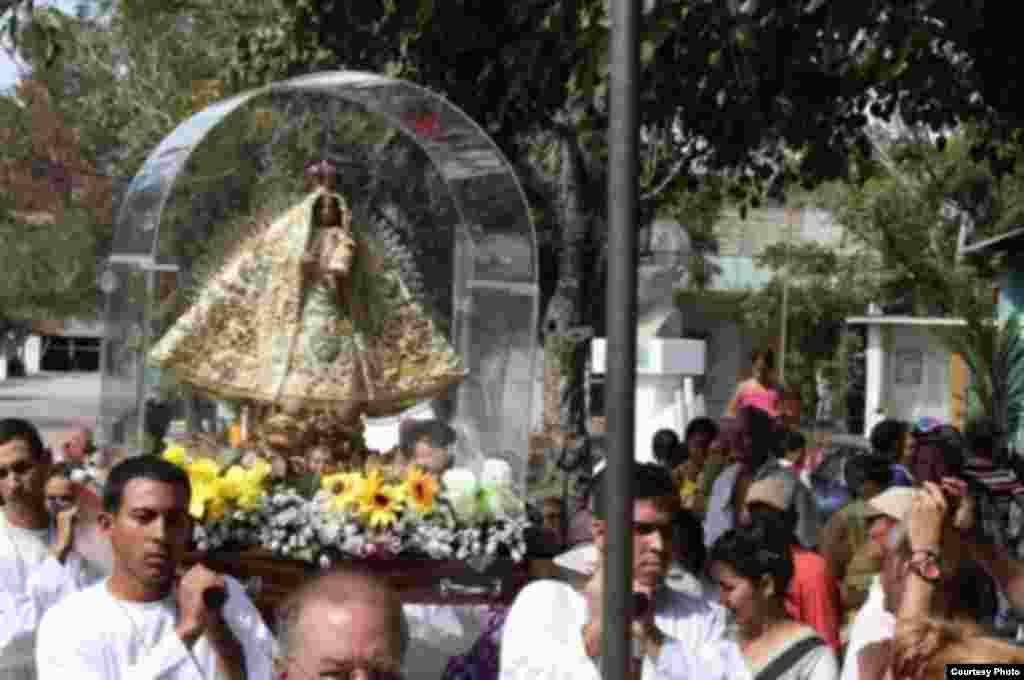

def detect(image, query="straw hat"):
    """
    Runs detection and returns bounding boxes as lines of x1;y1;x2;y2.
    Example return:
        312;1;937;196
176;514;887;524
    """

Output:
865;486;916;522
745;476;792;512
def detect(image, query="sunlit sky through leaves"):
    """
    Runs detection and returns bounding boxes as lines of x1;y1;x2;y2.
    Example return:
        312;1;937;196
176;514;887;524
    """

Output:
1;0;86;92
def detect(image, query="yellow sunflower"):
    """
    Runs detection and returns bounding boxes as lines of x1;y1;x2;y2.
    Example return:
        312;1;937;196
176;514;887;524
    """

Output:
357;468;403;528
322;472;364;513
401;466;439;515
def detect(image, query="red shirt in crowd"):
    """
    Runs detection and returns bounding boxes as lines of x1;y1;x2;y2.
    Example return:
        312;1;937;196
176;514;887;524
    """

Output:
785;545;843;652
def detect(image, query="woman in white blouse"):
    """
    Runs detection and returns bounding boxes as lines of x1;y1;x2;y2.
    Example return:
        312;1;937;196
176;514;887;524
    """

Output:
704;523;839;680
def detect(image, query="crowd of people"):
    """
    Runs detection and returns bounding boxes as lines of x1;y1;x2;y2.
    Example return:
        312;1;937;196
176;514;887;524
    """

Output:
0;416;417;680
4;350;1024;679
500;400;1024;679
443;346;1024;679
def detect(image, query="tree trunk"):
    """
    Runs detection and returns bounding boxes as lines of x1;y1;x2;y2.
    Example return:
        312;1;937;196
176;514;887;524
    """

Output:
543;132;590;336
542;132;594;439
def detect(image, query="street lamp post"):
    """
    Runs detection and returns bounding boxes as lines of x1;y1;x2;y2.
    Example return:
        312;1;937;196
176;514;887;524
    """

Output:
604;0;639;677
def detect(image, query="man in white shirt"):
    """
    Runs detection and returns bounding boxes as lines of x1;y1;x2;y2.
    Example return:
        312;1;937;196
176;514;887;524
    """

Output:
839;486;913;680
36;456;275;680
500;462;725;680
278;567;407;679
0;418;95;680
704;407;822;550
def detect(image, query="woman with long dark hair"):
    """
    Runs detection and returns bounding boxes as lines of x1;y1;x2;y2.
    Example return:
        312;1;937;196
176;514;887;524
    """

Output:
705;523;839;680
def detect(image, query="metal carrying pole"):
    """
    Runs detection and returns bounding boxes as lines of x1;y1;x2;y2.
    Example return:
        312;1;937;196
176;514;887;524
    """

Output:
604;0;639;677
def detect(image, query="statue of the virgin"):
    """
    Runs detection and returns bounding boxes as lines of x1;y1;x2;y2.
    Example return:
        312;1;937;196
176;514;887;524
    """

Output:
150;160;467;454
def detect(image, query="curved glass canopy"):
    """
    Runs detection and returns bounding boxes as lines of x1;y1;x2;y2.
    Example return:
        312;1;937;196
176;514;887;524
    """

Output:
100;71;538;486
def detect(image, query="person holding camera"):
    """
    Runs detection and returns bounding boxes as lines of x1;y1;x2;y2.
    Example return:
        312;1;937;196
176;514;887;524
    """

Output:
854;479;998;680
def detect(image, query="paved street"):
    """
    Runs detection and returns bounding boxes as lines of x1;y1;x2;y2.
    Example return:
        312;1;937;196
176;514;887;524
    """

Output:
0;371;102;450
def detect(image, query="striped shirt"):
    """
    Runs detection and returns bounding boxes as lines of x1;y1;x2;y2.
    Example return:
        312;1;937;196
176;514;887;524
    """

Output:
964;455;1024;497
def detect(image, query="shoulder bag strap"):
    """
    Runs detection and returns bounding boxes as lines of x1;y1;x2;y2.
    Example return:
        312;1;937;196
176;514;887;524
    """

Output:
753;636;826;680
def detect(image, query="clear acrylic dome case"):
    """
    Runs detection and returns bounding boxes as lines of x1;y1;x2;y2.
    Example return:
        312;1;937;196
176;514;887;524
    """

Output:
100;72;538;489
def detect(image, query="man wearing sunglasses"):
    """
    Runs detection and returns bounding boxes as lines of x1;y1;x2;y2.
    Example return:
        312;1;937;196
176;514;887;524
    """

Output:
500;462;725;680
0;418;96;679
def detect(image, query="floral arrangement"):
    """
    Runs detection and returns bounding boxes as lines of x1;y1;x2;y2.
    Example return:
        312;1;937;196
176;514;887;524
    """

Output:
161;445;529;567
162;445;271;519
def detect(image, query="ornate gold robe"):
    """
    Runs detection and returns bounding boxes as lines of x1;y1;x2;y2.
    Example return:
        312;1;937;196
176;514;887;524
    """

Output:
150;189;466;415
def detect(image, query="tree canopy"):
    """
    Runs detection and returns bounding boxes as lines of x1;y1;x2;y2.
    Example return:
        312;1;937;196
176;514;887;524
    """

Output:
743;124;1018;422
211;0;1024;351
0;80;112;322
221;1;1024;183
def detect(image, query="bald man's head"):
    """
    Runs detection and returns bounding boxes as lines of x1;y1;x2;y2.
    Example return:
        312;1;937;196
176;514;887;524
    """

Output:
62;427;94;462
279;568;408;678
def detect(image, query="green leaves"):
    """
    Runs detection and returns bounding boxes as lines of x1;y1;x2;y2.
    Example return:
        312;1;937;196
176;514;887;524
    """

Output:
0;208;108;320
940;314;1024;447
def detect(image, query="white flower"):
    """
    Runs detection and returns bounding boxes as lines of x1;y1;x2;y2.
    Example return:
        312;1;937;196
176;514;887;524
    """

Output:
451;494;480;524
318;521;341;544
442;467;478;497
481;459;513;489
342;533;366;555
443;467;481;523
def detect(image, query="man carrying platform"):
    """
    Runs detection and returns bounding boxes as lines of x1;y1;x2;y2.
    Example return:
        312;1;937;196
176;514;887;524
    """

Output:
36;456;275;680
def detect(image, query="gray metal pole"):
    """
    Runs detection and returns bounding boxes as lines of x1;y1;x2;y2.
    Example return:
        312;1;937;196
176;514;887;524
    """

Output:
604;0;639;677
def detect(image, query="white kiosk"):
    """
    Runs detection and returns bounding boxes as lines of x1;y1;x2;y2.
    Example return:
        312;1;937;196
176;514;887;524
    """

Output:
846;314;968;436
591;337;706;461
586;218;709;459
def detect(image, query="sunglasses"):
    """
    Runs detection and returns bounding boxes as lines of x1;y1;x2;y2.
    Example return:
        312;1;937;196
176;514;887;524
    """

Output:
0;460;36;480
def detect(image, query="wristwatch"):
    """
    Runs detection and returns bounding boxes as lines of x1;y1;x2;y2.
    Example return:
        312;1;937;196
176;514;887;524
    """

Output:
908;550;943;583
